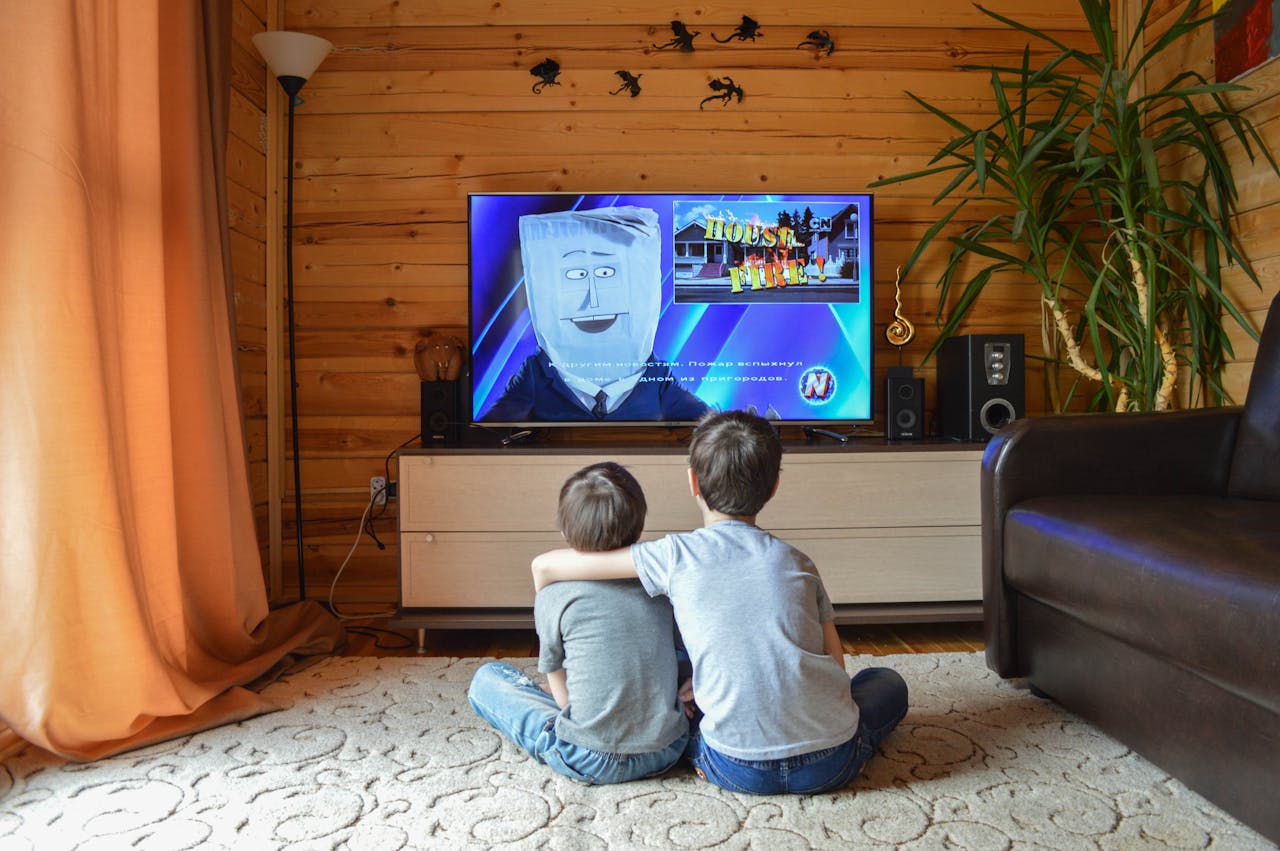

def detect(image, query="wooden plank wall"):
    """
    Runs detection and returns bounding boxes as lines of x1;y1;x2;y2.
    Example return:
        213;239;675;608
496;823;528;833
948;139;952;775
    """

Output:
232;0;1278;604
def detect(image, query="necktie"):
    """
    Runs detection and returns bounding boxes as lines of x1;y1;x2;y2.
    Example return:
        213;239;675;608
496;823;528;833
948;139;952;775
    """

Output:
592;390;608;419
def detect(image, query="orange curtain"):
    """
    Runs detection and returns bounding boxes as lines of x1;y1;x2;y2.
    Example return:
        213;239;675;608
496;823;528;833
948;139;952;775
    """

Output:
0;2;344;759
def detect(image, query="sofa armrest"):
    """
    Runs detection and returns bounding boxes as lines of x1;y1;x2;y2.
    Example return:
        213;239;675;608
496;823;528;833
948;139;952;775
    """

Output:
981;407;1241;677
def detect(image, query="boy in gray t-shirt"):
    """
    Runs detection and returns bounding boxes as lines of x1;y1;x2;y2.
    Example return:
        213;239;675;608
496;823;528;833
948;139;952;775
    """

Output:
468;462;688;784
533;410;908;794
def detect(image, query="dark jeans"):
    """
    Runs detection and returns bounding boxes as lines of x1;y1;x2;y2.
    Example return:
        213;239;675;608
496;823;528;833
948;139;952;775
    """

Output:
468;662;688;784
685;666;908;795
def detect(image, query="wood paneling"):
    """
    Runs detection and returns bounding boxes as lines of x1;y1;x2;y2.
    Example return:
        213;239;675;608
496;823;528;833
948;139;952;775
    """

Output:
232;0;1279;607
287;1;1088;30
314;25;1090;74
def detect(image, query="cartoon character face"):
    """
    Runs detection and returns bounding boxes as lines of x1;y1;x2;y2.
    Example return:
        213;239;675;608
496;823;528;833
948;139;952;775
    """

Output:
519;207;661;385
557;240;627;335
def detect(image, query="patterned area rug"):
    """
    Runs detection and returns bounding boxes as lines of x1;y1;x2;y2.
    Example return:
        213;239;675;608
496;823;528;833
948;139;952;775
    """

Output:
1;653;1273;849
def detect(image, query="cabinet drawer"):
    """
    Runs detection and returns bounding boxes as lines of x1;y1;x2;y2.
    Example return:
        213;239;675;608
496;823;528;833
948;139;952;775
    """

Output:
763;453;983;530
399;450;983;534
790;528;981;603
400;531;558;608
400;529;691;608
401;527;980;609
400;453;700;533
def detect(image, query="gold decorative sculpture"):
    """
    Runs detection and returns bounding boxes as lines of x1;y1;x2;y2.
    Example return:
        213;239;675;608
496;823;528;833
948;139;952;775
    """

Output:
885;265;916;348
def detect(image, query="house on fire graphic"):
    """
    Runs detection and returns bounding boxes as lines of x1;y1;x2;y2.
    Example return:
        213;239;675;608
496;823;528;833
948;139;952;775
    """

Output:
671;200;865;304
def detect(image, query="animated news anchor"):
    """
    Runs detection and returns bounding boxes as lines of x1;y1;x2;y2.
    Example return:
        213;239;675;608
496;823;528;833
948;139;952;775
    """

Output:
480;206;708;423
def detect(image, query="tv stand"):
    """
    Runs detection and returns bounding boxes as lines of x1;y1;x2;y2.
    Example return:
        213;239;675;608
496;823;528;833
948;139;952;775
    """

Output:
392;442;984;647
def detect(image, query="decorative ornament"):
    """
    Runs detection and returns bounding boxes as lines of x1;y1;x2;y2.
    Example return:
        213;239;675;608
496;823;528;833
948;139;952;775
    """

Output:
713;15;762;43
610;70;644;97
797;30;835;56
885;266;917;348
529;58;561;93
414;332;465;381
699;76;744;109
653;20;700;52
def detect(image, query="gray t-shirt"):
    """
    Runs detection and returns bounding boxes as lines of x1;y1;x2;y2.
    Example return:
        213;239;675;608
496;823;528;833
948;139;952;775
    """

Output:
631;520;859;761
535;579;688;754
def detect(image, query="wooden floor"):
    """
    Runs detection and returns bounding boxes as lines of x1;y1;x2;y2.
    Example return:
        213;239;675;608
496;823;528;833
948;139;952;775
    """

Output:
340;618;985;658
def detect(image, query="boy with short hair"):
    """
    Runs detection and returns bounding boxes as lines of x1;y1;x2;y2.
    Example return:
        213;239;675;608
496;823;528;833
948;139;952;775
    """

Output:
467;461;689;784
531;410;908;794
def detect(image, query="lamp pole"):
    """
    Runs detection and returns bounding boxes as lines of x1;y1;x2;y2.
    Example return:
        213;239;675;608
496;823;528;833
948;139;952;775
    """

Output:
283;76;304;600
253;32;332;602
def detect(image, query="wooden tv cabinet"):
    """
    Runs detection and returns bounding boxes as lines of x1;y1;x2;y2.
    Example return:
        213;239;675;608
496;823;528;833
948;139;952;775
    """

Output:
392;442;983;645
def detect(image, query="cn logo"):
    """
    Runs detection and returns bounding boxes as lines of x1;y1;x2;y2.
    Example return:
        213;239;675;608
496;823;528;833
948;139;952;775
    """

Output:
799;366;836;404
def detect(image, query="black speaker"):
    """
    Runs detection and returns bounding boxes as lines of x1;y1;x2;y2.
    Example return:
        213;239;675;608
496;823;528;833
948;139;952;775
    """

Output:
937;334;1025;442
886;366;925;440
420;380;462;446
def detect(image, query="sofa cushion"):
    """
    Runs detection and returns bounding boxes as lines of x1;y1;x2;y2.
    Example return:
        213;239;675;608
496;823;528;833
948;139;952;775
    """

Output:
1004;493;1280;715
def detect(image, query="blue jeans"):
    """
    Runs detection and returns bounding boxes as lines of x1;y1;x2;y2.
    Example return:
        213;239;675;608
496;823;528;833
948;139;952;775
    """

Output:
685;666;908;795
467;661;689;784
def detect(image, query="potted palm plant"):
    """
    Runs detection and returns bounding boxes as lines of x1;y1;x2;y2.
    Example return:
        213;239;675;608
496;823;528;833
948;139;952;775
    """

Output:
872;0;1275;412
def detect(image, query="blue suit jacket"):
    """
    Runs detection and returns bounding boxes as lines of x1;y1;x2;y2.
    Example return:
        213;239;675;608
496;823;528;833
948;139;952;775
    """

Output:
481;350;709;423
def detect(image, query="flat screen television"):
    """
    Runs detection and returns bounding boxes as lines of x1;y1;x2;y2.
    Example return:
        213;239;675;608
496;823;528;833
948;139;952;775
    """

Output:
468;192;875;428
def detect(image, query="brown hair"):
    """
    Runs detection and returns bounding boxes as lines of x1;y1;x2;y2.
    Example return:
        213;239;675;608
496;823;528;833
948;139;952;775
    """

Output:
687;409;782;517
556;461;647;551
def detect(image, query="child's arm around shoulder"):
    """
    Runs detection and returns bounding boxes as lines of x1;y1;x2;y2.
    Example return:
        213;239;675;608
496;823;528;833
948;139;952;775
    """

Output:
531;546;638;591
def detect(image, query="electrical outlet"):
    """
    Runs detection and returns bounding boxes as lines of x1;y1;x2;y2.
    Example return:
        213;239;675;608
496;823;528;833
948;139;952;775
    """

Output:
370;476;387;505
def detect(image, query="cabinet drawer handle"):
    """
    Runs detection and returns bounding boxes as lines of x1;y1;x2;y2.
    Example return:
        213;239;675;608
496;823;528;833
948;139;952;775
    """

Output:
422;534;434;543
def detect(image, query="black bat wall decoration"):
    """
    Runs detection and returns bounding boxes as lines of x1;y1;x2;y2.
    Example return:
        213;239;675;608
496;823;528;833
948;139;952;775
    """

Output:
653;20;700;52
713;15;762;43
610;70;644;98
530;58;561;93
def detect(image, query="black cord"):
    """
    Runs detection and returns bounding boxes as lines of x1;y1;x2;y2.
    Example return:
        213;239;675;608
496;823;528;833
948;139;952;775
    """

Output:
363;433;422;548
345;625;416;650
363;517;385;550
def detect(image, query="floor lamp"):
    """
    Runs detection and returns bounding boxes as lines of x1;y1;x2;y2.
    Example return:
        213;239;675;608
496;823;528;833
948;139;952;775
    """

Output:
252;30;332;601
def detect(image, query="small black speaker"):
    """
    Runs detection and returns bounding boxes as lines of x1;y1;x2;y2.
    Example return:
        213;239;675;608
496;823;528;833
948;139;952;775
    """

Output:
937;334;1025;442
886;366;925;440
420;380;461;446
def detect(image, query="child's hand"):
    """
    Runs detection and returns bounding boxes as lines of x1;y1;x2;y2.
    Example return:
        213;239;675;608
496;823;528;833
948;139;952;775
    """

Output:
678;677;698;718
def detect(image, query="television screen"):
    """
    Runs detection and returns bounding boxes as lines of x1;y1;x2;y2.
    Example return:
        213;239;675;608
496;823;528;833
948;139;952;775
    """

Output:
468;192;875;427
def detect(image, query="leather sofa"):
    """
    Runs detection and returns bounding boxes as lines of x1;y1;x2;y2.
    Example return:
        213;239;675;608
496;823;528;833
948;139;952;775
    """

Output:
981;293;1280;843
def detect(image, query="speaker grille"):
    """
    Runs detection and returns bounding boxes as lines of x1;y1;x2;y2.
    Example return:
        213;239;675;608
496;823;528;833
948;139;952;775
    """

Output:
936;334;1025;442
420;380;461;446
886;366;925;440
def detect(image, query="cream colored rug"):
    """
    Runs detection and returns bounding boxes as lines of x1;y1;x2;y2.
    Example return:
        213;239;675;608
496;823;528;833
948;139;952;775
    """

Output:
0;653;1272;849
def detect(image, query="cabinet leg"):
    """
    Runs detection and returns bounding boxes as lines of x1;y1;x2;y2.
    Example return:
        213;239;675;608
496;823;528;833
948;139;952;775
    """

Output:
416;627;426;653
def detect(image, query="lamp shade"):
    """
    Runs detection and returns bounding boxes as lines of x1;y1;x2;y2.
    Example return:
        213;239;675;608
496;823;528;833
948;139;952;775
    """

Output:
252;31;333;82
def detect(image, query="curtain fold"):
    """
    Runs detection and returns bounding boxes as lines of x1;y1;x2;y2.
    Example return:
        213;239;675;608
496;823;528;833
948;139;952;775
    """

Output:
0;0;344;760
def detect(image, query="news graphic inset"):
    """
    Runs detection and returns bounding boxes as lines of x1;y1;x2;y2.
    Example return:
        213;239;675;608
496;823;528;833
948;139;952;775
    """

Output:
672;199;868;305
